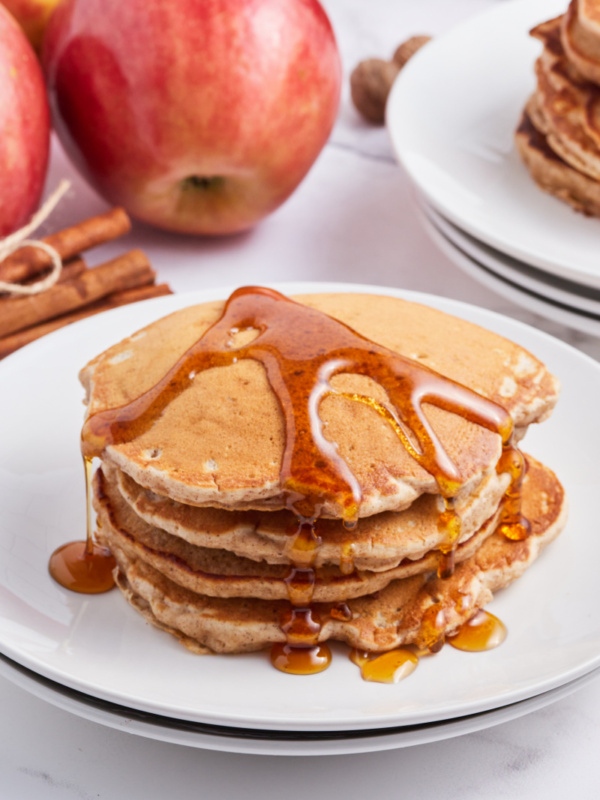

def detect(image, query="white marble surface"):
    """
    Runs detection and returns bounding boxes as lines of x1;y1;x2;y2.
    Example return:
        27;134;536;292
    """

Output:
3;0;600;796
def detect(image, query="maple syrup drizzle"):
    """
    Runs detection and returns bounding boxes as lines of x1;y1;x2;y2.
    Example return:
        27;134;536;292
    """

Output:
348;606;507;682
416;603;447;653
447;610;507;652
280;606;321;645
270;606;332;675
349;648;371;667
339;542;356;576
284;568;316;607
496;445;530;541
413;586;481;655
438;550;456;580
288;520;322;567
48;540;116;594
330;602;352;621
68;286;525;671
282;518;321;659
48;455;116;593
270;643;332;675
81;286;515;522
436;496;462;578
349;647;419;684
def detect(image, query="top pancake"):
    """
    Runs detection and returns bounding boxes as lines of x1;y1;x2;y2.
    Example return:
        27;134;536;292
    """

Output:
80;292;559;516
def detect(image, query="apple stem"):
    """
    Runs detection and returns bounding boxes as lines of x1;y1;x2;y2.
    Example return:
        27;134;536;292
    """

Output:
182;175;225;192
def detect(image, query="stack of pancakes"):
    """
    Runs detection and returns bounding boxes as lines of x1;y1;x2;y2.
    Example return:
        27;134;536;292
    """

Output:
516;1;600;216
82;292;566;658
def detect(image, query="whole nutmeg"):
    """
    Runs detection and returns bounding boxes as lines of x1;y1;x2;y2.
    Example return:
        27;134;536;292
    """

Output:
393;35;432;68
350;58;400;124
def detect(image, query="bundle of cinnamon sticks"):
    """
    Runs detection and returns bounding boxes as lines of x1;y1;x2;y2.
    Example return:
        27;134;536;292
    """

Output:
0;208;173;360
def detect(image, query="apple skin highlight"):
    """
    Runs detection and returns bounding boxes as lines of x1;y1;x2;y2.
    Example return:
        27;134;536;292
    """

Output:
43;0;342;235
0;4;50;236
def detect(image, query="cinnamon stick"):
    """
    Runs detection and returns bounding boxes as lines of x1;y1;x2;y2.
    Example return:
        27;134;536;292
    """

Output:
0;207;131;284
54;256;87;284
0;284;173;360
0;256;87;296
0;249;154;338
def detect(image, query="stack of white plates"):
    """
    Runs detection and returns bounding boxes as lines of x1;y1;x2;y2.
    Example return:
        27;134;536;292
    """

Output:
2;652;599;756
387;0;600;336
2;285;600;755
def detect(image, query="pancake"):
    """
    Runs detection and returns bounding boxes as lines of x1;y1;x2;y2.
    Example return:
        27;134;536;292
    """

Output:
80;292;559;517
112;462;511;571
95;464;505;602
530;16;600;181
562;0;600;86
107;456;566;654
515;106;600;215
580;0;600;35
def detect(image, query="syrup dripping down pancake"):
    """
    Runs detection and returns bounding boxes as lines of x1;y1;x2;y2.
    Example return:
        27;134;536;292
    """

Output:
94;466;505;602
80;293;559;517
107;463;510;572
104;456;566;654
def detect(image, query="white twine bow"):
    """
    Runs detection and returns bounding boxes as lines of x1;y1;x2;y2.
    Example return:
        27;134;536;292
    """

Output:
0;180;71;296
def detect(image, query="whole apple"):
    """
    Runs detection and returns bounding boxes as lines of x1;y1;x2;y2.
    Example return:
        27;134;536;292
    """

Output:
43;0;342;235
1;0;62;54
0;4;50;236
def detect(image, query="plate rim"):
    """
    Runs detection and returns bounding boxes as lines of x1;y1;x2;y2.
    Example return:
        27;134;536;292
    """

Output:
422;199;600;315
417;204;600;337
2;646;599;756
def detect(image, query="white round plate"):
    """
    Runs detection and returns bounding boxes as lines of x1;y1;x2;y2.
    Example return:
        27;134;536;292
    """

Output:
0;282;598;732
418;203;600;337
387;0;600;288
422;199;600;317
1;653;599;756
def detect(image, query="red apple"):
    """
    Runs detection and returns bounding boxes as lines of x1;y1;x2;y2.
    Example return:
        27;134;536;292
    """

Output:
1;0;62;54
43;0;342;235
0;4;50;236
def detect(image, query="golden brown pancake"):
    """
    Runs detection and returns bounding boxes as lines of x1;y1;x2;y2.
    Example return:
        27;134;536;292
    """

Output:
562;0;600;86
107;456;566;654
80;293;559;517
111;462;510;571
516;106;600;215
530;16;600;181
95;465;504;602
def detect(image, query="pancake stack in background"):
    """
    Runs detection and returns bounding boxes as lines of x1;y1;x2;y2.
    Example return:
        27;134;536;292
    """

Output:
516;0;600;216
82;291;567;671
